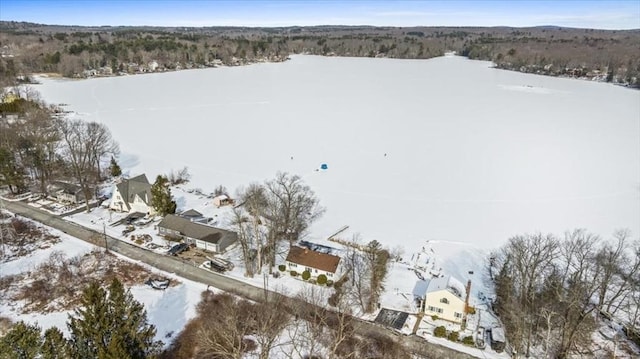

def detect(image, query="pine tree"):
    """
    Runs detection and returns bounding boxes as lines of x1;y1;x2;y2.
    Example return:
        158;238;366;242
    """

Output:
109;156;122;177
151;175;176;216
67;282;109;358
67;279;161;359
0;321;42;359
41;327;70;359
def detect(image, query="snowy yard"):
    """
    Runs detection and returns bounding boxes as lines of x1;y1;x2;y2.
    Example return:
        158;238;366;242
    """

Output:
0;212;208;346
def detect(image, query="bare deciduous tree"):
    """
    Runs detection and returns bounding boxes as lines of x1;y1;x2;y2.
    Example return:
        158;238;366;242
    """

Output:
57;118;95;212
86;122;119;181
262;172;324;271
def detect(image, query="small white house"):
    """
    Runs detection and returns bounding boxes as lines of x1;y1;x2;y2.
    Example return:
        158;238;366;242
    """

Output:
285;246;341;279
109;174;154;214
413;275;467;324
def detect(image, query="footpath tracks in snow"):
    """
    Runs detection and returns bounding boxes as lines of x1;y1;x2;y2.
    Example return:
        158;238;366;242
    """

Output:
0;198;479;359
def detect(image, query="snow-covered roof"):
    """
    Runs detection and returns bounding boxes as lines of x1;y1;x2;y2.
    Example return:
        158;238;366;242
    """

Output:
412;279;430;298
180;209;203;218
413;275;466;299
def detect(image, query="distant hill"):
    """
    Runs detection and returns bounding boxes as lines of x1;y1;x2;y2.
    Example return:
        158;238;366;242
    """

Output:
1;21;638;87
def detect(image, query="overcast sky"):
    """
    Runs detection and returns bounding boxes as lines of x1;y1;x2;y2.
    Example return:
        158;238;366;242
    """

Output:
1;0;639;29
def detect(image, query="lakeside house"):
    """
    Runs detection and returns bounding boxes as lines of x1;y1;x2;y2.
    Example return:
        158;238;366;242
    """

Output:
158;214;237;253
413;275;467;324
109;174;154;215
285;246;341;279
49;181;89;204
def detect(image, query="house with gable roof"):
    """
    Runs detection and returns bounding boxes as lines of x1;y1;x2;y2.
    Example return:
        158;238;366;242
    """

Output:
413;275;467;324
49;181;90;204
157;214;237;253
109;174;154;214
285;246;341;279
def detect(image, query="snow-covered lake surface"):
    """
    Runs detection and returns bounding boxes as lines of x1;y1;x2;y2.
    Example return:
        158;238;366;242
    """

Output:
35;55;640;258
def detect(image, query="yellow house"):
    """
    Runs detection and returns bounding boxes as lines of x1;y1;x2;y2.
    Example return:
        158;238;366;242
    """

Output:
413;275;466;323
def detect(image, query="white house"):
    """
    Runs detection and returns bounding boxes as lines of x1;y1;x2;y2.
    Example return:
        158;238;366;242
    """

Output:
413;275;467;324
109;174;154;214
285;246;341;279
157;214;236;253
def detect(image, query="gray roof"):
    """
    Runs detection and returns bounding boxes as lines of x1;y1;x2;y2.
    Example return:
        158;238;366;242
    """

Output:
158;214;236;245
116;174;151;211
180;209;203;218
374;309;410;330
51;181;82;195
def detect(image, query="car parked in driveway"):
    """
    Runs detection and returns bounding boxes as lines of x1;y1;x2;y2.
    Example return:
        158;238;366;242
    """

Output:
168;243;189;256
121;225;135;236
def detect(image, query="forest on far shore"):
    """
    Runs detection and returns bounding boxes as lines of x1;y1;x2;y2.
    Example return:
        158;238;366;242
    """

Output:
1;21;639;88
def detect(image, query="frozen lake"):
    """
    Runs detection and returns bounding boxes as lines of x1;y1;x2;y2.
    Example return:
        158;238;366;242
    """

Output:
35;55;640;255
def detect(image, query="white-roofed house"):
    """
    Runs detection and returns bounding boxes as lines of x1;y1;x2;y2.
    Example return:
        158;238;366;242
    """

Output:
413;275;467;324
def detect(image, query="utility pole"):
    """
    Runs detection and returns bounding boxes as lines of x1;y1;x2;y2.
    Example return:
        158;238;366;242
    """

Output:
263;272;269;301
103;222;108;253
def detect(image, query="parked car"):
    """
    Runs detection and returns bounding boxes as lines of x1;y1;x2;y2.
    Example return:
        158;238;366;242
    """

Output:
168;243;189;256
121;225;135;236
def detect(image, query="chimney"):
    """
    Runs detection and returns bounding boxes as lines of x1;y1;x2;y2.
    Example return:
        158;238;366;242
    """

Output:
304;248;308;254
463;280;472;329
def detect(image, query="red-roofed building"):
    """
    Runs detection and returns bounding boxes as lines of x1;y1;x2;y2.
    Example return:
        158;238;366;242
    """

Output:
285;246;341;279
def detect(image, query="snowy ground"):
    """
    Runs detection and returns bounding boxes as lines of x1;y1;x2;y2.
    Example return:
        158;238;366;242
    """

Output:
33;55;640;256
15;54;640;355
0;212;208;347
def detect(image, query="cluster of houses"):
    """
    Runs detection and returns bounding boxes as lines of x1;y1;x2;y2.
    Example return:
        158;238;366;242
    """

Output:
31;172;472;329
103;174;469;327
80;59;226;78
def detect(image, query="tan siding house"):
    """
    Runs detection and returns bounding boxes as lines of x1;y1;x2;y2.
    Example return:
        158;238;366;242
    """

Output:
413;275;466;324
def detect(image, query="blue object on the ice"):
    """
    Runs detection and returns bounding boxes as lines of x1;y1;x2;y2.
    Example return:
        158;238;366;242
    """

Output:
320;163;328;170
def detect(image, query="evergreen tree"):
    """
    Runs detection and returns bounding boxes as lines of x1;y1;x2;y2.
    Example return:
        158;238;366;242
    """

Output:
0;321;42;359
109;156;122;177
67;279;161;359
151;175;176;216
67;282;109;358
41;327;70;359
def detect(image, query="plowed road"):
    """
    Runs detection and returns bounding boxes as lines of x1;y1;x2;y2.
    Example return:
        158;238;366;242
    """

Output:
1;198;477;359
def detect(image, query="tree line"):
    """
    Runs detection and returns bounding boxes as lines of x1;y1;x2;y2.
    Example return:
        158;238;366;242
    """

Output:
1;22;639;87
488;229;640;358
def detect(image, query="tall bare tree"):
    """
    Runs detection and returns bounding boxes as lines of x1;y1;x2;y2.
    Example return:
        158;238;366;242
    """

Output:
86;122;119;181
262;172;324;271
57;119;95;212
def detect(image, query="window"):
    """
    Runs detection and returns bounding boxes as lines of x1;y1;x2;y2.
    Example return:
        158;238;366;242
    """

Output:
314;269;318;273
305;267;312;272
427;306;443;314
327;273;333;277
440;298;449;304
454;312;463;319
289;263;297;268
